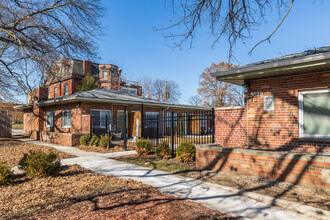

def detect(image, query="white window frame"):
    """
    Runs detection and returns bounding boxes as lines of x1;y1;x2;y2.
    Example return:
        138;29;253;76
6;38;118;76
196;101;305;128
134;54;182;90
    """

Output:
103;71;108;79
91;109;111;128
298;89;330;138
54;87;58;97
62;110;71;128
46;111;54;128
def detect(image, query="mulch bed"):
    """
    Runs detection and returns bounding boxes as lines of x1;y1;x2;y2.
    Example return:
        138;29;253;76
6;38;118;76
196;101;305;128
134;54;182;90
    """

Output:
0;138;73;167
0;165;235;220
75;142;135;154
116;154;330;211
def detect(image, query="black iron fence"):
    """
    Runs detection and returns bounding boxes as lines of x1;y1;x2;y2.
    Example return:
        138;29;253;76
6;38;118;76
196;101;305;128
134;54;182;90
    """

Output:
142;110;215;156
89;108;215;156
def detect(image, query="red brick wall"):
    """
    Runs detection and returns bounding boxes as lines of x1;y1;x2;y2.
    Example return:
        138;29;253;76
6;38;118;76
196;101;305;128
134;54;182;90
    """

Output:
215;107;247;148
215;72;330;153
196;145;330;190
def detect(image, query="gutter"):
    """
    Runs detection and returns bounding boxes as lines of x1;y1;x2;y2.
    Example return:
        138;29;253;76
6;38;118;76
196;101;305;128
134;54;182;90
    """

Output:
211;52;330;79
17;97;211;111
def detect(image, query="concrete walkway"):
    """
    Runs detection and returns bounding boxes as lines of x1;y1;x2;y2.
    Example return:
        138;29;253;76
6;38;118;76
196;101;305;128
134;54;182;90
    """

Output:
19;138;136;157
19;138;315;220
61;155;312;220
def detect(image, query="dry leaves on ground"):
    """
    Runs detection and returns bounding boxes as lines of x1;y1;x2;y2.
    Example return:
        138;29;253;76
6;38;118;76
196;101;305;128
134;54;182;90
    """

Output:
0;165;235;220
0;139;73;167
76;142;135;153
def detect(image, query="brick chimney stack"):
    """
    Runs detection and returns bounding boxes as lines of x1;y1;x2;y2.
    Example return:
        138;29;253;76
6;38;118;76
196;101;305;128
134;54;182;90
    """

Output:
83;60;92;75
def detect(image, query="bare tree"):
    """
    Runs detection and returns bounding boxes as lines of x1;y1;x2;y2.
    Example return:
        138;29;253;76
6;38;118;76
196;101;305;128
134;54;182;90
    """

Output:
138;75;154;98
162;0;295;59
189;94;204;106
198;62;244;107
152;79;181;103
0;0;104;101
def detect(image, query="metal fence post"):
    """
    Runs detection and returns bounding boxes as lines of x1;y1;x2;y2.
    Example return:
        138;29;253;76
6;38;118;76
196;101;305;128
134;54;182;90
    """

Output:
90;115;93;138
171;111;174;157
107;128;110;150
105;114;108;136
141;104;144;138
124;106;127;151
212;108;215;143
156;114;159;146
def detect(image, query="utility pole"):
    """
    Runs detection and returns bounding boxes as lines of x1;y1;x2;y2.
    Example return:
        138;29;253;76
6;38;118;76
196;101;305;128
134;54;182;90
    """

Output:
165;80;167;102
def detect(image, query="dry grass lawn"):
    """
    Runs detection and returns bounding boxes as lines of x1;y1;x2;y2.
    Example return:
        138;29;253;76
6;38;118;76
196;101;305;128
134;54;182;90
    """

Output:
0;138;73;167
0;138;235;219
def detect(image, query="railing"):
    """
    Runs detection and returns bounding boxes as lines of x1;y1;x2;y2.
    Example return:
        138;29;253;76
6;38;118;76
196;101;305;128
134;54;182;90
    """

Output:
142;110;215;156
89;108;215;156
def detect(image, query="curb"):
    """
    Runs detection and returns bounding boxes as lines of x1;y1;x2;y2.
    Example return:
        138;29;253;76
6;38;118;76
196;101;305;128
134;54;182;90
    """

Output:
202;181;330;220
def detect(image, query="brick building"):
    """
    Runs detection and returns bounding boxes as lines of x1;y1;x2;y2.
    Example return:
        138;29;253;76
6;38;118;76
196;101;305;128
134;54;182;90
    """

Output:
196;46;330;189
0;102;24;123
17;58;211;146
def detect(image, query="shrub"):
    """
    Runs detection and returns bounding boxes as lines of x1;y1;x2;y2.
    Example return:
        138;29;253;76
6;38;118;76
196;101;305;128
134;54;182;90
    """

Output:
99;134;111;148
176;141;196;163
19;151;61;177
89;135;100;147
80;134;90;146
135;138;152;156
0;162;13;186
14;120;23;124
156;141;171;159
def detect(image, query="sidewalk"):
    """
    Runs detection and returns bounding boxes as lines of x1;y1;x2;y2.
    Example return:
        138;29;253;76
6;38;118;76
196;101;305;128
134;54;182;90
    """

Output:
19;138;136;157
62;155;313;220
19;138;315;220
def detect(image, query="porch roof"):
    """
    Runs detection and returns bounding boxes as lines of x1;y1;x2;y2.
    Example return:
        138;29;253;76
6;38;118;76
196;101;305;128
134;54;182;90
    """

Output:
16;88;211;110
211;46;330;85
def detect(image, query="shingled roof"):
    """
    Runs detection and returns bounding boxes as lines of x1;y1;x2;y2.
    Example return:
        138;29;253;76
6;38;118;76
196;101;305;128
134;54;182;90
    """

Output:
16;88;211;110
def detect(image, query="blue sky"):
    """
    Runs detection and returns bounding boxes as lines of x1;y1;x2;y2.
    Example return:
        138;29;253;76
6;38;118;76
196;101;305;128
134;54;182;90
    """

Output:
96;1;330;104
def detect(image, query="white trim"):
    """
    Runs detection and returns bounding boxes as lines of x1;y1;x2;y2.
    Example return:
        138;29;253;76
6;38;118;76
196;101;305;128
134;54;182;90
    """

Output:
298;89;330;139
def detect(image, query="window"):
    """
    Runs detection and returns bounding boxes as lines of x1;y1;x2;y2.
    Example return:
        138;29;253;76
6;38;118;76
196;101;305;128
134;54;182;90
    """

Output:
103;71;108;79
64;85;68;96
91;110;111;127
145;112;159;128
48;89;50;99
121;87;137;95
62;110;71;128
64;67;68;77
46;111;53;127
299;89;330;138
54;87;58;97
165;112;177;127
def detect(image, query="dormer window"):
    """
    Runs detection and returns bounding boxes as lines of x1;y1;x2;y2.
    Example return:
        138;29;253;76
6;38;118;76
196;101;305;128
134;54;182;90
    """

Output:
54;87;58;97
64;67;68;77
103;71;108;79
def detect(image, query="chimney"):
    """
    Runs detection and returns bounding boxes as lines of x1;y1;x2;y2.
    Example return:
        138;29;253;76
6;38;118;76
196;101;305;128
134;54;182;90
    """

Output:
83;60;92;75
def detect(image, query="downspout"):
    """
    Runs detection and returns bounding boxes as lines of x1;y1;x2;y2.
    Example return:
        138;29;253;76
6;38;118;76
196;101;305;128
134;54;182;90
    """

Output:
244;81;250;148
